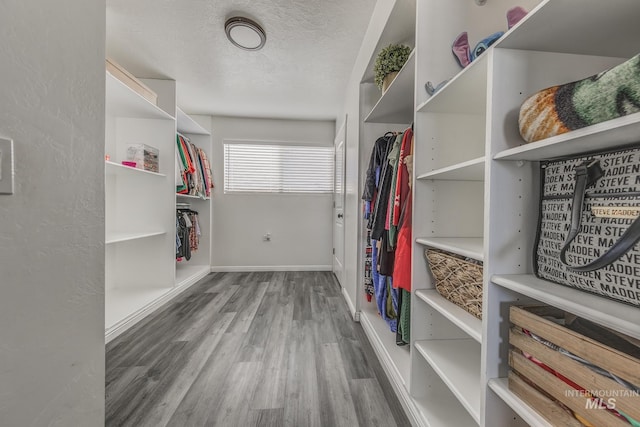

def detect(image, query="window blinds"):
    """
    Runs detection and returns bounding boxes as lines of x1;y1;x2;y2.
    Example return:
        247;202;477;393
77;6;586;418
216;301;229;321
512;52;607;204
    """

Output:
223;143;334;194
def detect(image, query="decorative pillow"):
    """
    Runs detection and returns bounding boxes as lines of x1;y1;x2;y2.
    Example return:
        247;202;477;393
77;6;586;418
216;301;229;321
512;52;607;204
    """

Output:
519;54;640;143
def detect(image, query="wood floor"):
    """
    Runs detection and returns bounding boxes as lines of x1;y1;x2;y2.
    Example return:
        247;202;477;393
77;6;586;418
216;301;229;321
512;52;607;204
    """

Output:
105;271;411;427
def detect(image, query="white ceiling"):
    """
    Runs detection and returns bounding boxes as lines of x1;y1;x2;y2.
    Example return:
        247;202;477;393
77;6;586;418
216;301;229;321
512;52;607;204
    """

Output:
106;0;378;121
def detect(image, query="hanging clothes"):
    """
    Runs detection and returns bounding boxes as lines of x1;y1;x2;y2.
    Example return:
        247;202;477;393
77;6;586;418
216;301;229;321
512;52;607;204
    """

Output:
385;132;404;246
362;131;402;332
176;134;214;198
362;133;395;205
392;132;413;292
393;132;413;345
369;144;394;241
176;208;200;261
364;228;374;301
391;128;413;246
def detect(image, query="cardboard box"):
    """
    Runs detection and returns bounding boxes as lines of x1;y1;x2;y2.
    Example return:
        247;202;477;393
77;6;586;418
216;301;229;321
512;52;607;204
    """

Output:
126;144;159;173
106;58;158;105
508;305;640;427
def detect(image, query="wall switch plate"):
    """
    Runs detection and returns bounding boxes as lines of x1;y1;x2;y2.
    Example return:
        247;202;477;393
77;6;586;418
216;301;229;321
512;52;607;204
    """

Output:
0;138;14;194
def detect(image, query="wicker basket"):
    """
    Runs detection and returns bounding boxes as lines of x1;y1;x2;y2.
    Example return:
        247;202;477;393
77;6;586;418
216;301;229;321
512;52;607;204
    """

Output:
425;249;483;319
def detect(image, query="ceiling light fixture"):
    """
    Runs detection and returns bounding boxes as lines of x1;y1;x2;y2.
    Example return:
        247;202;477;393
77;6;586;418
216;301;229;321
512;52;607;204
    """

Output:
225;17;266;51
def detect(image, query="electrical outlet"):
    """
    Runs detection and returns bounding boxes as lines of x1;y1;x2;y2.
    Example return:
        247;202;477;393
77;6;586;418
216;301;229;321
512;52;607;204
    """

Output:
0;138;14;194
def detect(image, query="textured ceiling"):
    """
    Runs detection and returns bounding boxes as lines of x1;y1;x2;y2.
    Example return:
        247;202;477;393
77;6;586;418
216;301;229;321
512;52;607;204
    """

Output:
106;0;377;120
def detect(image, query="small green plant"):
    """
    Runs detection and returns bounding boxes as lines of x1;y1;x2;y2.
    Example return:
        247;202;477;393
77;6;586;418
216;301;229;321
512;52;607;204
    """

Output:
373;44;412;89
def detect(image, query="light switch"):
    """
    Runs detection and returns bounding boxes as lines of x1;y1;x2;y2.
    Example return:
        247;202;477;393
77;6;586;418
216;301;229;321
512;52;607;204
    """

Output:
0;138;14;194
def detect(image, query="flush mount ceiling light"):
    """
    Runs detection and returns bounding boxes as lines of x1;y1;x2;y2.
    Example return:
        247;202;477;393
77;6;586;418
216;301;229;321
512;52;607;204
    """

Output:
225;17;266;51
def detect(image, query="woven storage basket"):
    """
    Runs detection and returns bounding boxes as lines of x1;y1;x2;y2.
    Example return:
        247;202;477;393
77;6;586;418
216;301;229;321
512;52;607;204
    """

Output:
425;249;483;319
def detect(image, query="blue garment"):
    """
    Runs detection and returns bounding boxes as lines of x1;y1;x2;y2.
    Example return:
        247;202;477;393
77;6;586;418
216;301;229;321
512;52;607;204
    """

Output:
372;239;397;332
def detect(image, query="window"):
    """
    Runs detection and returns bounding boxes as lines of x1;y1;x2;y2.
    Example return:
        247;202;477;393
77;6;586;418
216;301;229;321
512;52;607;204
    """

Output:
223;142;334;194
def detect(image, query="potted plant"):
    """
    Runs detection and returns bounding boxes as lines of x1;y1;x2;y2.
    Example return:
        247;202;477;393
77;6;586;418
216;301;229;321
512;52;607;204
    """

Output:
374;44;412;92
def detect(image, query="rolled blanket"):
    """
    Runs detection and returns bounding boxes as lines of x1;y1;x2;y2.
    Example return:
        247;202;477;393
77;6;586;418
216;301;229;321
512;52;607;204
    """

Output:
519;53;640;143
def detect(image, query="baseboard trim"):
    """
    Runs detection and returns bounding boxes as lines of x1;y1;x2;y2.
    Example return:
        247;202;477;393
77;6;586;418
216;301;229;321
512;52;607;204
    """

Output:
359;312;424;427
341;287;360;321
211;265;332;272
105;269;210;344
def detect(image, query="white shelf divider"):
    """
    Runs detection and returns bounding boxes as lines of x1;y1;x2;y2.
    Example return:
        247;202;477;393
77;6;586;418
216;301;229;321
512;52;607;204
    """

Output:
494;112;640;161
176;193;210;200
414;339;481;423
364;50;415;124
492;274;640;339
416;156;485;181
106;160;166;177
416;237;484;261
412;384;477;427
177;108;211;135
105;72;174;120
106;231;166;245
494;0;640;58
488;378;553;427
415;289;482;343
416;54;487;115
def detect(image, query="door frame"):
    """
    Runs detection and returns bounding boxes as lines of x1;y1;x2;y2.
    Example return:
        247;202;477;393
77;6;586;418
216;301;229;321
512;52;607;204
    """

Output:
332;116;347;286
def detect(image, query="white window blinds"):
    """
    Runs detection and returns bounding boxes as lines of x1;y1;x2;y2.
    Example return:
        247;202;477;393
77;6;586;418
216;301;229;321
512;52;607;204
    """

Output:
224;143;334;194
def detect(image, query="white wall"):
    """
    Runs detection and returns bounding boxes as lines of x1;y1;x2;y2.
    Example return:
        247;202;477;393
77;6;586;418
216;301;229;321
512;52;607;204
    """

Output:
0;1;105;426
210;117;335;271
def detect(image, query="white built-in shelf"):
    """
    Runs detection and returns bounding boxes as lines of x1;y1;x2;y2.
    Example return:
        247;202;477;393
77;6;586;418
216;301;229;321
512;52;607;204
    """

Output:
105;160;166;177
105;72;174;120
413;382;477;427
176;193;210;200
494;112;640;161
416;53;487;114
106;231;166;245
488;378;553;427
416;157;485;181
360;301;410;386
175;263;210;288
105;286;174;332
492;274;640;340
364;50;415;124
415;289;482;343
416;237;484;261
495;0;640;59
361;0;416;84
177;108;211;135
414;339;481;423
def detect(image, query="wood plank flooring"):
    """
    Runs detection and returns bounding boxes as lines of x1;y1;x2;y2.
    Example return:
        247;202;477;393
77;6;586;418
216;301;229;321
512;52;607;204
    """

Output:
105;271;411;427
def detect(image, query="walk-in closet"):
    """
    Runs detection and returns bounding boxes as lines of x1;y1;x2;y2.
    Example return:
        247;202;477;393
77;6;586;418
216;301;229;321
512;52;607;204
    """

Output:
3;0;640;426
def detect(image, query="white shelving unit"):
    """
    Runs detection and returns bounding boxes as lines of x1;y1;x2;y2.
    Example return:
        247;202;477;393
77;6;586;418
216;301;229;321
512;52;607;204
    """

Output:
176;193;210;200
355;1;417;421
105;71;214;343
175;108;213;290
105;160;167;177
412;383;477;427
487;378;553;427
416;237;483;261
416;157;485;181
364;50;415;124
353;0;640;426
105;231;166;245
414;289;482;343
492;274;640;339
415;339;481;423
